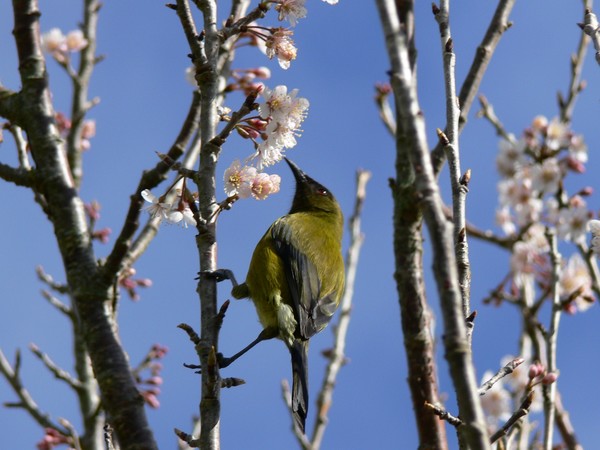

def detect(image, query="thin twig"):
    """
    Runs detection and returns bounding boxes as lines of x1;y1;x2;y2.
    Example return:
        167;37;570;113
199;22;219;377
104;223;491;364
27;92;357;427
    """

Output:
432;0;516;175
376;1;489;447
5;122;31;169
40;290;72;316
0;349;70;436
307;170;370;450
59;418;83;450
490;391;534;443
425;401;463;427
281;380;313;446
576;242;600;296
102;91;202;282
66;0;102;186
435;2;473;329
559;0;591;123
374;83;396;136
542;229;561;450
476;95;517;144
578;8;600;65
29;343;83;391
478;357;525;396
554;390;583;450
36;266;69;294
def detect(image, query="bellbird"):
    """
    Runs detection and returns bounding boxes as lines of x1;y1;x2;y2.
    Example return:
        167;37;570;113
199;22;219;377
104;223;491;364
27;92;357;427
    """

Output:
218;158;344;433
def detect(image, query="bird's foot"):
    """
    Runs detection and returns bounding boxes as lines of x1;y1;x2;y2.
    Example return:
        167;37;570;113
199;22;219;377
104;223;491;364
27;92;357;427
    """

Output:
183;362;202;373
183;353;234;372
216;353;234;369
196;269;236;284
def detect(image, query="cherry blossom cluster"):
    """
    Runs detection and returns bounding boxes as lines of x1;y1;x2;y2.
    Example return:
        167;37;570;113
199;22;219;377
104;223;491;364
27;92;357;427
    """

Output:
141;181;197;228
55;112;96;152
133;344;168;409
221;84;308;200
492;116;596;312
233;0;338;70
496;116;588;237
224;159;281;200
480;356;556;430
84;200;112;244
118;267;153;302
41;28;88;63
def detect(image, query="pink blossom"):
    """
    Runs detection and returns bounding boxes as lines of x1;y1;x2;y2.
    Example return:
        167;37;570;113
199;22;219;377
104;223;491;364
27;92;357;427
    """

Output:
265;28;297;69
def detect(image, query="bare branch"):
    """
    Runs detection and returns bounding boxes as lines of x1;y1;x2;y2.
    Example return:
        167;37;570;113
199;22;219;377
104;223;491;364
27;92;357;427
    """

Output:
478;357;525;396
425;401;463;428
476;95;517;144
102;91;202;282
376;1;489;447
304;170;370;450
281;380;313;449
432;0;516;175
559;1;592;123
7;1;158;446
0;161;34;187
490;391;534;443
59;418;83;450
66;0;102;186
542;228;562;450
0;348;70;435
36;266;69;294
579;8;600;66
40;289;72;316
554;391;583;450
29;343;83;390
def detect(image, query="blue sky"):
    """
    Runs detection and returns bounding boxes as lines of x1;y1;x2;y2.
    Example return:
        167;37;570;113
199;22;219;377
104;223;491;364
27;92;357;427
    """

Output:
1;1;600;449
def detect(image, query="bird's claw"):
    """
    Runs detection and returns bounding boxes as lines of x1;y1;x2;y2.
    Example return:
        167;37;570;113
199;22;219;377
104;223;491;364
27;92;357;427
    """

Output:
183;355;234;372
216;353;233;369
196;269;234;282
183;362;202;374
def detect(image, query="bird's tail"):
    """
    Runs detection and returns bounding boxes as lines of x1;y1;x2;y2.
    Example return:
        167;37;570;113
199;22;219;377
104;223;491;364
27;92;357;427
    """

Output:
290;339;309;433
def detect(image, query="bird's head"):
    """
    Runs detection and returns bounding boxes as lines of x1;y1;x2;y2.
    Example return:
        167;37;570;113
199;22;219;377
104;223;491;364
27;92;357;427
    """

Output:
285;158;342;217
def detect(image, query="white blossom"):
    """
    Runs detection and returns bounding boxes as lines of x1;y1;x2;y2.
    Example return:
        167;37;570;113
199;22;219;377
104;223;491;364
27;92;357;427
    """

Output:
223;160;257;198
589;219;600;255
559;254;594;312
275;0;308;27
530;158;561;195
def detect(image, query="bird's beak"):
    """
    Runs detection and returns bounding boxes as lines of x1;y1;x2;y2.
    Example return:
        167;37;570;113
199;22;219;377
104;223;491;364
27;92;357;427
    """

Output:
284;158;307;183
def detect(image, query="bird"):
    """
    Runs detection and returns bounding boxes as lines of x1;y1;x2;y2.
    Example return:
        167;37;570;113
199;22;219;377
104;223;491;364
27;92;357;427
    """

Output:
217;158;345;433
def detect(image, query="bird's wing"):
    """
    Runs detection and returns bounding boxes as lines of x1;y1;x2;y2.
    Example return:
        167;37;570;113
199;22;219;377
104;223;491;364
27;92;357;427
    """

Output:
271;218;338;340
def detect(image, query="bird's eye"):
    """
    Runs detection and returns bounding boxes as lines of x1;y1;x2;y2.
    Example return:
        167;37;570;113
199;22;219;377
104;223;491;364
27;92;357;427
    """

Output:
317;188;328;196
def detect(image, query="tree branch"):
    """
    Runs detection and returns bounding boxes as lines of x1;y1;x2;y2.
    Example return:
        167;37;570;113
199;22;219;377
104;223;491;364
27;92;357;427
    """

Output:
66;0;102;186
376;1;489;447
0;349;71;436
29;343;83;391
9;2;157;448
542;229;561;450
579;8;600;66
431;0;516;175
559;1;591;124
102;90;202;283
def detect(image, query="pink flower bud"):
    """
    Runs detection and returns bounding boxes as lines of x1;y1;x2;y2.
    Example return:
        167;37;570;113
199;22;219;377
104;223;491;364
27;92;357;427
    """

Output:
565;155;586;173
136;278;153;288
92;227;112;243
146;376;164;386
143;391;160;408
252;66;271;79
528;364;542;379
542;372;559;385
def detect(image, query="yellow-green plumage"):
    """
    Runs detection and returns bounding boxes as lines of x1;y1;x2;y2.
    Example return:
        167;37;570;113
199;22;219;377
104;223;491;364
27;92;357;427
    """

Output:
231;158;344;433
